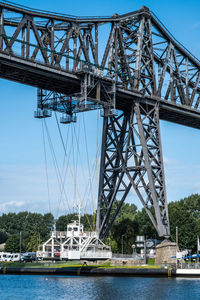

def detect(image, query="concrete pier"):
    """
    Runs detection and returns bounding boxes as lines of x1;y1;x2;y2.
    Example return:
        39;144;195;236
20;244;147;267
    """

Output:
155;241;177;264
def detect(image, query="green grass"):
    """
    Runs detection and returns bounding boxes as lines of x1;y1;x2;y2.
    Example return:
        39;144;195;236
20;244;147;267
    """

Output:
0;261;42;268
0;261;107;268
101;264;161;269
0;261;82;268
0;260;161;269
148;258;155;265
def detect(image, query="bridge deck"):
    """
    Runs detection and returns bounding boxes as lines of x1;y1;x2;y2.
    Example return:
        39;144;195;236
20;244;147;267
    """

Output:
1;52;200;129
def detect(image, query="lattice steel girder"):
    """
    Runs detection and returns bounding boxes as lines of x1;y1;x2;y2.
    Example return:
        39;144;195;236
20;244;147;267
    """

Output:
96;101;170;239
1;2;200;115
34;72;117;119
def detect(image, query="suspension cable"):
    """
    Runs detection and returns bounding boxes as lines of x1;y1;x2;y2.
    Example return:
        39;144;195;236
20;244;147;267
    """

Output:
71;116;94;212
56;123;72;215
82;113;94;211
93;103;100;231
54;112;93;231
82;140;102;217
43;119;71;216
72;121;80;209
41;119;51;212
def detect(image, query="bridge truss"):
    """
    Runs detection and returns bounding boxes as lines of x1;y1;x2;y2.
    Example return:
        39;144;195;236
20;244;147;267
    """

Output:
1;1;200;239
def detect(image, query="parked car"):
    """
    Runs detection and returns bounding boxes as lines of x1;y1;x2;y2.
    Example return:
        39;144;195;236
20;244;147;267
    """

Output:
11;253;21;262
21;252;37;262
4;253;12;262
0;252;10;262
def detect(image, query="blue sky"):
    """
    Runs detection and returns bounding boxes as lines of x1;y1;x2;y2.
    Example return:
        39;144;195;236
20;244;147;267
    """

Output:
0;0;200;216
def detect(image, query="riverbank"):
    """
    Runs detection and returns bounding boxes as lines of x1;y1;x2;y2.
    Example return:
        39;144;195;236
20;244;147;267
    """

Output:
0;265;174;277
1;261;200;277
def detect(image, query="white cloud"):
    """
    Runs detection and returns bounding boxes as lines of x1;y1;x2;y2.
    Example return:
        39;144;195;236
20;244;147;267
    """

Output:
191;22;200;30
163;156;179;165
0;201;25;213
0;162;98;216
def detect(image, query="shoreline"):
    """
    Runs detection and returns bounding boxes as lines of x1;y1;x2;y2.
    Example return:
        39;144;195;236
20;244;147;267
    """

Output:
0;266;196;277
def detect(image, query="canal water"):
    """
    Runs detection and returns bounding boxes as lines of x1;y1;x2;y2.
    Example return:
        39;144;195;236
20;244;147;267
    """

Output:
0;275;200;299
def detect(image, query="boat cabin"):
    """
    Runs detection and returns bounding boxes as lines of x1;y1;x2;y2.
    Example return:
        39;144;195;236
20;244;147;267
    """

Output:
67;221;84;238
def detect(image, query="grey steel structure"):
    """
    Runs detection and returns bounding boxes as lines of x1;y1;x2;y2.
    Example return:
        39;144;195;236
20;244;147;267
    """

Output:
0;2;200;239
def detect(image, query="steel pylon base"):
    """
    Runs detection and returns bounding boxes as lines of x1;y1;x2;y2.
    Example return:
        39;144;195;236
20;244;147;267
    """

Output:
96;101;170;239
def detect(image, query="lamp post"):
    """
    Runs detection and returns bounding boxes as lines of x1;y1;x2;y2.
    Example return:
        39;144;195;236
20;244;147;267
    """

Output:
176;226;178;269
19;214;29;262
19;231;22;262
122;235;124;256
144;236;147;264
38;233;41;251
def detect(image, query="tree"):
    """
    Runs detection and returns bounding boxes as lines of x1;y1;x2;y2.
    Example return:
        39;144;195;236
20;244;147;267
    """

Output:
115;202;137;223
111;218;139;253
5;233;25;253
42;213;54;238
0;212;29;235
1;212;54;252
168;196;199;252
107;202;139;253
56;214;76;231
56;213;93;231
2;193;200;254
81;214;94;231
135;208;158;238
0;230;8;244
26;233;40;252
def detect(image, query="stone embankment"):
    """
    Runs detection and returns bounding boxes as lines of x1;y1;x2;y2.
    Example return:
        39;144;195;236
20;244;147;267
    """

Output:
0;266;175;277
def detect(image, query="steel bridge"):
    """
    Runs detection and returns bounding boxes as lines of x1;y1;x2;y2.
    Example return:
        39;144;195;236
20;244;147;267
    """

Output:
1;1;200;239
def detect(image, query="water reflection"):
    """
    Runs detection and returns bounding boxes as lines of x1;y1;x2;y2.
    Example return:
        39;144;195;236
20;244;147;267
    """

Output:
0;275;200;300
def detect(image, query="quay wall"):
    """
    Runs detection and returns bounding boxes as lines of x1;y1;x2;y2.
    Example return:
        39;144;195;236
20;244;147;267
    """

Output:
0;266;176;277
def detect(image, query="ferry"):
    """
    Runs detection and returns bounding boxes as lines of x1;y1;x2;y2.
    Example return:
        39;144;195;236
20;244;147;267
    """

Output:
37;209;112;261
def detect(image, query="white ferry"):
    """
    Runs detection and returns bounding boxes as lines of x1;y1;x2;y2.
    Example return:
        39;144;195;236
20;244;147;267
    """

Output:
37;209;112;261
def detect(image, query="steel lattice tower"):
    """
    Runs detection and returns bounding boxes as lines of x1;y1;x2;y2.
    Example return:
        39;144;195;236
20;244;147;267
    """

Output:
96;102;169;239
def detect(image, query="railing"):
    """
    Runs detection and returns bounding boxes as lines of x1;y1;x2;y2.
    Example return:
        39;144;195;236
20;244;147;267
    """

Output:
37;251;52;258
81;251;112;259
51;231;67;238
177;263;200;269
112;253;142;260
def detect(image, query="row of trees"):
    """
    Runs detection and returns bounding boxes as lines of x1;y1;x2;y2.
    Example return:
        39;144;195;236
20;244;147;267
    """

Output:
0;212;54;252
1;194;200;253
108;193;200;253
